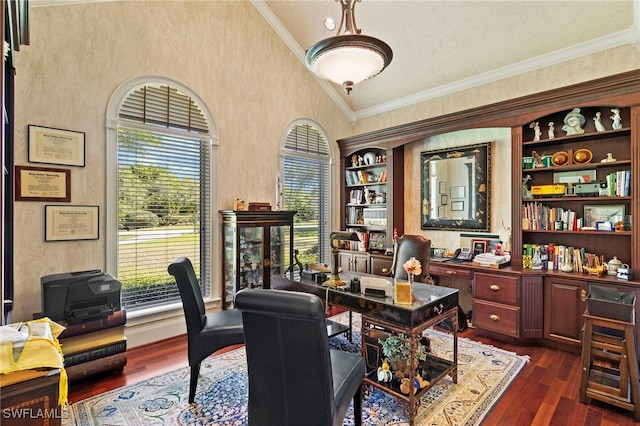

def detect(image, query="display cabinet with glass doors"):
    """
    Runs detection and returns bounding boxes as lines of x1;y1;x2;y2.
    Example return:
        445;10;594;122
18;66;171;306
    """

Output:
220;210;296;307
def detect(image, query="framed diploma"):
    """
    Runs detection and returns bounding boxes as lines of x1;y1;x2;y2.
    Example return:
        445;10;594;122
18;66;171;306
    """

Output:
45;205;99;241
28;125;85;167
15;165;71;202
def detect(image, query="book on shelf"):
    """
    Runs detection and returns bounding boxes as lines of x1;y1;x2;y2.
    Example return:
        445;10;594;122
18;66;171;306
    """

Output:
60;325;126;355
64;339;127;367
65;351;127;381
59;309;127;339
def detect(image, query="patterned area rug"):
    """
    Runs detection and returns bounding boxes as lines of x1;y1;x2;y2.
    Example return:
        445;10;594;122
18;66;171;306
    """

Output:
64;313;528;425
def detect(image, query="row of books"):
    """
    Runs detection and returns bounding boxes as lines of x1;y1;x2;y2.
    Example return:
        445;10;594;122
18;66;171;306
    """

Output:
59;309;127;380
523;202;582;231
523;243;605;271
345;169;387;186
603;170;631;197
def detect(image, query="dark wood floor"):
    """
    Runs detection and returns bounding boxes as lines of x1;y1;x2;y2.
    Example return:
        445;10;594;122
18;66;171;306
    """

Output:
68;328;639;425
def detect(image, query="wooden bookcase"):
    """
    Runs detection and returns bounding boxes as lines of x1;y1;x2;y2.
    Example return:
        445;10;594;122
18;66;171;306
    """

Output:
338;144;404;257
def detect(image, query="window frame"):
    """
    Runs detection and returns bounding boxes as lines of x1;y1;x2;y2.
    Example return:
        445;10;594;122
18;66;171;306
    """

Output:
106;76;220;317
280;119;334;270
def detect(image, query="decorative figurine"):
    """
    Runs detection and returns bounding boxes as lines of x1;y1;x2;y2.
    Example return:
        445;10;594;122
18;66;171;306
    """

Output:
522;175;532;199
600;152;616;163
532;150;546;168
610;108;622;129
593;112;606;132
530;121;541;141
548;121;555;139
562;108;586;135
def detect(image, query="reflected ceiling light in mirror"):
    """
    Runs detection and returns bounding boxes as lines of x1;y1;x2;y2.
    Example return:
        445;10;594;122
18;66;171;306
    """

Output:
305;0;392;95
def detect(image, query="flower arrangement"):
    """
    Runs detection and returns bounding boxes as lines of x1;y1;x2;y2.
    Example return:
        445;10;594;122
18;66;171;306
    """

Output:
403;257;422;278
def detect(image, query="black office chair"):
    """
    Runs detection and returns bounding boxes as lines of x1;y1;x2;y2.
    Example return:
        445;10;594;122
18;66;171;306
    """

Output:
235;288;366;426
168;256;244;403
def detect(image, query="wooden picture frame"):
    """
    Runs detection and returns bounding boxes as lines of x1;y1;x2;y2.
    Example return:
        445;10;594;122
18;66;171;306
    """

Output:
15;165;71;202
28;125;85;167
583;204;625;229
45;205;99;241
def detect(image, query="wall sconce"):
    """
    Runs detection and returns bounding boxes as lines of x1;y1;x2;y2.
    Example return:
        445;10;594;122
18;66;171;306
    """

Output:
325;231;360;287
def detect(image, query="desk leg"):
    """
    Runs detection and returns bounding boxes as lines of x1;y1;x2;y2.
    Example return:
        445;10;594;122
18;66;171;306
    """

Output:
452;307;458;383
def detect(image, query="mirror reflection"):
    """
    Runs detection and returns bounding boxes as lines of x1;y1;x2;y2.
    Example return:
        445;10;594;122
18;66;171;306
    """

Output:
421;142;491;231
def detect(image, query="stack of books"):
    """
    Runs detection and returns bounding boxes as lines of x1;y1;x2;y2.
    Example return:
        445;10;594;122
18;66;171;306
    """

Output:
59;309;127;380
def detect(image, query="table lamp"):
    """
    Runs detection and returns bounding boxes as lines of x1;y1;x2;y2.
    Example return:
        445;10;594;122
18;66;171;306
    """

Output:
325;231;360;287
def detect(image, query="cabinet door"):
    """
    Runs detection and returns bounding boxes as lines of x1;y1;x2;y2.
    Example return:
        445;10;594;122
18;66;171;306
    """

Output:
352;252;370;273
544;277;587;346
238;225;265;291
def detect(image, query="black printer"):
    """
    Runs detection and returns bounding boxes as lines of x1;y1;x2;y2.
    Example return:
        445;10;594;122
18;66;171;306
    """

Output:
41;270;122;324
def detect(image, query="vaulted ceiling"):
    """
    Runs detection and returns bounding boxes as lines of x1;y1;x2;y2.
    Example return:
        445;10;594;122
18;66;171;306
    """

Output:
256;0;638;121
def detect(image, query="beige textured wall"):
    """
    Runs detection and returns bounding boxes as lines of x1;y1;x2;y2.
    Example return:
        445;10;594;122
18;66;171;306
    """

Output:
9;1;640;324
11;1;352;322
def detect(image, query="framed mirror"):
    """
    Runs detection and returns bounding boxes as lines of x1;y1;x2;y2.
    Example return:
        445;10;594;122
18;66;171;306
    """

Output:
421;142;491;231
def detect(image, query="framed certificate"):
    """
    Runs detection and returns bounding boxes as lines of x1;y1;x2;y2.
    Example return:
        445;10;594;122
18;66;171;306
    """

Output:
28;125;85;167
15;165;71;202
45;205;99;241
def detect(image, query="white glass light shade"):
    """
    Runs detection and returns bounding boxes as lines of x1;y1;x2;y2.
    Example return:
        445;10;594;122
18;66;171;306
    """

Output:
306;35;392;93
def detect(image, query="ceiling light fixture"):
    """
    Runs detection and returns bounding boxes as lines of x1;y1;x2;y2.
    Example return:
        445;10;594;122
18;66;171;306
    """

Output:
305;0;392;95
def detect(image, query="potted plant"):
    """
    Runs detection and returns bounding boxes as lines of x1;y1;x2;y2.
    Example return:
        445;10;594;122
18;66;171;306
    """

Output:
379;333;428;379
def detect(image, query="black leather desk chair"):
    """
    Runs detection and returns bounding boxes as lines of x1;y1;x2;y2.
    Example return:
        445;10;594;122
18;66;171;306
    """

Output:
235;288;366;426
168;257;244;403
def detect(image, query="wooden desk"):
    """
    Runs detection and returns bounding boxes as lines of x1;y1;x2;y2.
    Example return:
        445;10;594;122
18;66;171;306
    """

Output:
271;274;459;425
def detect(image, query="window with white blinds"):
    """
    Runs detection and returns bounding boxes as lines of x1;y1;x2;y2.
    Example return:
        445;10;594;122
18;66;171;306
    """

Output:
117;84;211;310
282;123;331;270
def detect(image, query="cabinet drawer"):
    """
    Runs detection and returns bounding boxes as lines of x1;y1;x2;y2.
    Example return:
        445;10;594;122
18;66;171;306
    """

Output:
429;264;472;280
474;273;518;305
473;300;519;337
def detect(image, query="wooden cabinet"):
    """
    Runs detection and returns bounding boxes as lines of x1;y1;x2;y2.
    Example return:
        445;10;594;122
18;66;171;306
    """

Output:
338;250;369;274
338;143;404;253
370;253;393;275
544;276;587;348
473;272;520;337
220;210;296;307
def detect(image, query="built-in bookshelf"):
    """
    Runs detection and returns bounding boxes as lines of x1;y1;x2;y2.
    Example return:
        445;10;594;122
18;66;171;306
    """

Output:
516;105;636;271
339;145;404;254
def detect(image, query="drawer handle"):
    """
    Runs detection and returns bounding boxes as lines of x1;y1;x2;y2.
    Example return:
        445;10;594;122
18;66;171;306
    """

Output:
490;314;500;321
490;284;500;291
446;270;456;275
581;289;587;302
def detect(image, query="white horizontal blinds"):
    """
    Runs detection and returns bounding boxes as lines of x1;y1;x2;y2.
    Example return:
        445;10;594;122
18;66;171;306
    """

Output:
120;84;209;134
117;85;211;310
283;124;331;270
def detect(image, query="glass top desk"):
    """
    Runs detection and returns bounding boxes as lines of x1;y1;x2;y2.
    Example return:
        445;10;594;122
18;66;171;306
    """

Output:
271;273;459;425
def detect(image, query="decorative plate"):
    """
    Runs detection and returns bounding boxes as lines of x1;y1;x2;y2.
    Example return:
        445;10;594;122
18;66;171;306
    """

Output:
573;148;593;164
363;152;377;166
551;151;569;166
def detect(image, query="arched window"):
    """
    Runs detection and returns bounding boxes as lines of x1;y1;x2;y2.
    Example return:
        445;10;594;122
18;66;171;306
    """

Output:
106;79;217;311
281;121;332;270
